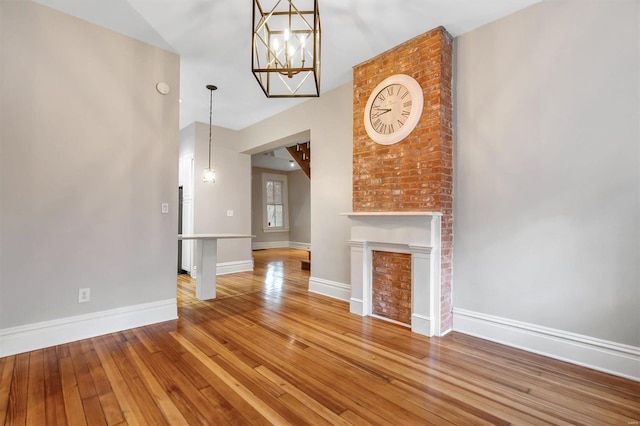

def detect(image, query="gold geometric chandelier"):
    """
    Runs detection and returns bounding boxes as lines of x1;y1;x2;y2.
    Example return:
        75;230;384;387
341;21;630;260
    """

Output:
252;0;321;98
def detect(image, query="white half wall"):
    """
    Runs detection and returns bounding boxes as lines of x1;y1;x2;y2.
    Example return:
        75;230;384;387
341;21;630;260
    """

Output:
454;0;640;362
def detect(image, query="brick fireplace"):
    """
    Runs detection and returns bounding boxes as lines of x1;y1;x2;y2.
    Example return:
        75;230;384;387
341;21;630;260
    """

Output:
348;27;453;335
372;250;412;325
343;212;442;336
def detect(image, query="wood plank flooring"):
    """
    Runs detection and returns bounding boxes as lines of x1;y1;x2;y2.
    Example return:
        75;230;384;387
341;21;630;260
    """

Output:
1;248;638;425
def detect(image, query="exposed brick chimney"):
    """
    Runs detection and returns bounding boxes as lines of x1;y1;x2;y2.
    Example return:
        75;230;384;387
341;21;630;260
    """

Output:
352;27;454;333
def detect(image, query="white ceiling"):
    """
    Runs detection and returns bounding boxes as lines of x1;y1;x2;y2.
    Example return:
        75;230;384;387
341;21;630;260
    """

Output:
34;0;539;131
251;147;301;171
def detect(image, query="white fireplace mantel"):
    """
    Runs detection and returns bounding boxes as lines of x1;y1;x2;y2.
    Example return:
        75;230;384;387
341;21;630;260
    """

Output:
341;212;442;337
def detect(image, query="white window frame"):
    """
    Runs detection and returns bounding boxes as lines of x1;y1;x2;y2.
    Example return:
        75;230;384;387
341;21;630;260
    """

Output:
262;172;289;233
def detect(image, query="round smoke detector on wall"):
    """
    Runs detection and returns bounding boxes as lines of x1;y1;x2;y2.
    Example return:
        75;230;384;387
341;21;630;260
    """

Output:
156;82;170;95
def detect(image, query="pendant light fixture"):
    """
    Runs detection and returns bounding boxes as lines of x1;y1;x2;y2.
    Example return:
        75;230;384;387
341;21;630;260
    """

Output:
252;0;321;98
203;84;217;183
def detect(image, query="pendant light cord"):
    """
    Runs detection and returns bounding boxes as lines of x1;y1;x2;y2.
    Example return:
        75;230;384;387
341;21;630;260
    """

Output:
208;87;213;170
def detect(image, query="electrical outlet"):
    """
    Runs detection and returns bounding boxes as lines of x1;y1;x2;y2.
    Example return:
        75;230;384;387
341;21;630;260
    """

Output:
78;288;91;303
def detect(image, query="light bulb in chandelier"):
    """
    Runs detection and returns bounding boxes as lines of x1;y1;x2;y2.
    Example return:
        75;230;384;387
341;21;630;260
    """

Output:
299;35;306;61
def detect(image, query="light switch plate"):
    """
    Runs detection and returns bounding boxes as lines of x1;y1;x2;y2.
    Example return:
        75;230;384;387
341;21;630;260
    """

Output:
227;210;234;217
162;203;169;214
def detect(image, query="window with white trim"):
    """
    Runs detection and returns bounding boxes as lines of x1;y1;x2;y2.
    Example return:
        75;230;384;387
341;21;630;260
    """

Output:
262;172;289;232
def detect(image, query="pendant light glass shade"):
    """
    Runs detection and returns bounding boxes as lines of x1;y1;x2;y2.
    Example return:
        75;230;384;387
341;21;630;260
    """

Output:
203;168;215;183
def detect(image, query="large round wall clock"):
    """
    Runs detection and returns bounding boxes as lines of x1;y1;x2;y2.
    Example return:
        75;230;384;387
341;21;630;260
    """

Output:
363;74;423;145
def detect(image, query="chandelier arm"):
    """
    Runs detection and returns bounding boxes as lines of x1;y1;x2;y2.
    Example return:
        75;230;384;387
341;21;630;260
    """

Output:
291;71;312;95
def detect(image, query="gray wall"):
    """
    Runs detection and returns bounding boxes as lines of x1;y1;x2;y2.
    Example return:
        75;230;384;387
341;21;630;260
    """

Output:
239;83;353;286
251;167;290;245
250;167;311;246
179;123;195;160
191;122;252;264
0;2;180;328
288;169;311;245
454;0;639;346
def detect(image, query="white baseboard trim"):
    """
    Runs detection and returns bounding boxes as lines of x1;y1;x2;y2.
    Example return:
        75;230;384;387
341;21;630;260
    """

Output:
252;241;290;250
252;241;311;250
216;259;254;275
309;276;350;302
350;298;364;316
289;241;311;250
440;327;453;337
453;308;640;381
411;313;434;337
371;314;411;328
0;299;178;358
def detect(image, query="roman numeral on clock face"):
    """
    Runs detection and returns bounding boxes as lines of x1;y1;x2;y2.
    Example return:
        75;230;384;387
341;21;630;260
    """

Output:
370;84;414;135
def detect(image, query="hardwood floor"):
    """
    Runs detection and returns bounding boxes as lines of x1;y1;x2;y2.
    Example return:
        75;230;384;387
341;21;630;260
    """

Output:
1;248;638;425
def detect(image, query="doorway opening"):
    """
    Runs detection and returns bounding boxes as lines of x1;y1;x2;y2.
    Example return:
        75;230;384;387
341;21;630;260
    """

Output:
249;136;311;272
